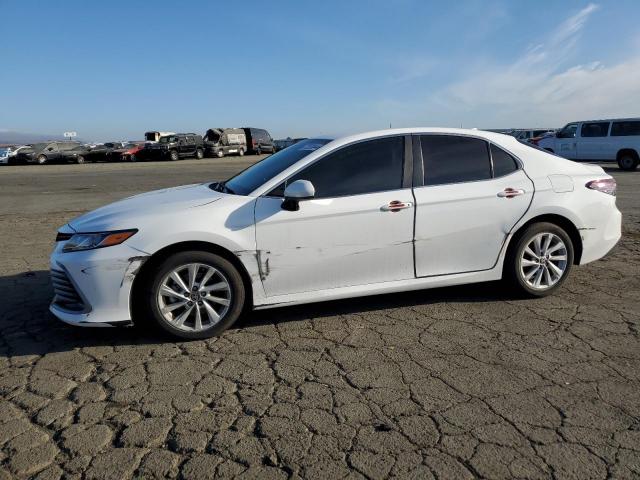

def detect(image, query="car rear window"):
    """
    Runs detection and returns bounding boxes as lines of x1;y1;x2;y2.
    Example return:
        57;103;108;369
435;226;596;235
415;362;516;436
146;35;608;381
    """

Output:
611;121;640;136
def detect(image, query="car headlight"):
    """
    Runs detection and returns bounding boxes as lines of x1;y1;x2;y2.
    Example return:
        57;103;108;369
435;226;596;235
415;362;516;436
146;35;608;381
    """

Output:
62;229;138;252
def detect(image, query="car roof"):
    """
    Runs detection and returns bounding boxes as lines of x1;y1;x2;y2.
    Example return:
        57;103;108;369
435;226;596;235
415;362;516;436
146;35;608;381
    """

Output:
323;127;515;147
567;117;640;123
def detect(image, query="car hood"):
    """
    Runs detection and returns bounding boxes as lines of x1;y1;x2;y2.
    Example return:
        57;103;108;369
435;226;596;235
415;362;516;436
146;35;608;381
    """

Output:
68;183;224;232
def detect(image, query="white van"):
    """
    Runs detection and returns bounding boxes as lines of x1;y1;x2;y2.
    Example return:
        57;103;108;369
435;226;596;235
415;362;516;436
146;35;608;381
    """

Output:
538;118;640;171
144;131;175;143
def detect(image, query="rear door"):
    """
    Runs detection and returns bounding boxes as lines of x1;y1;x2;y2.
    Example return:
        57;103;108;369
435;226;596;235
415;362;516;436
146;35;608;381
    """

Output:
412;135;533;277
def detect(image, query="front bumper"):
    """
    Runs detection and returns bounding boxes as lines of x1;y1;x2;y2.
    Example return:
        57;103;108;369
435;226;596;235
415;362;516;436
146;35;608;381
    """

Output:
49;241;149;327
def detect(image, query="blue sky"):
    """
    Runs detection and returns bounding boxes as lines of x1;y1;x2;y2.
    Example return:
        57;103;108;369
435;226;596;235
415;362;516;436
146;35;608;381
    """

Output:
1;0;639;141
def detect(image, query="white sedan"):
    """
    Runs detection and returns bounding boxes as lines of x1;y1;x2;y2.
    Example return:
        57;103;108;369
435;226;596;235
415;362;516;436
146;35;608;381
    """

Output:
50;128;621;339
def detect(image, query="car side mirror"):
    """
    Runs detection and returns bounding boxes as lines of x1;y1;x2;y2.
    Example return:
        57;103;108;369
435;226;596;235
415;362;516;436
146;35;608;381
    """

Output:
282;180;315;211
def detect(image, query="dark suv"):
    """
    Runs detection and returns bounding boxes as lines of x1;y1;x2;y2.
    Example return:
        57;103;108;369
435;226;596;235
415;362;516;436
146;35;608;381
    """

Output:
13;141;89;164
242;128;275;155
142;134;204;161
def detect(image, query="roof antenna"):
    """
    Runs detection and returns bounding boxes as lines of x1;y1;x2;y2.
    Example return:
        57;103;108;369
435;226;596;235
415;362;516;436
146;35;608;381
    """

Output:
389;122;392;129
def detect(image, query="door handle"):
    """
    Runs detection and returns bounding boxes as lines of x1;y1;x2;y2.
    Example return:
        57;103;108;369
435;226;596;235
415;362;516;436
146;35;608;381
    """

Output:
497;188;525;198
381;200;413;212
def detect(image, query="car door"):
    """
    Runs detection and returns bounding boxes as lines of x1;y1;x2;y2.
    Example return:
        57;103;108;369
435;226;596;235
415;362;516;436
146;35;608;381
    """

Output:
413;135;533;277
254;135;415;297
577;121;611;160
555;123;579;159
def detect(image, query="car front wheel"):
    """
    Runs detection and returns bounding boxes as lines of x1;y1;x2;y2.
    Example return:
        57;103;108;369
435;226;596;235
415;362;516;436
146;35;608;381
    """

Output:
169;150;179;161
142;251;246;339
506;222;574;297
195;148;204;159
37;154;47;165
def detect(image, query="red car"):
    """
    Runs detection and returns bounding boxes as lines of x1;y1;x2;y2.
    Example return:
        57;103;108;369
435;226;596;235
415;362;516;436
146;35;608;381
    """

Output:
109;142;145;162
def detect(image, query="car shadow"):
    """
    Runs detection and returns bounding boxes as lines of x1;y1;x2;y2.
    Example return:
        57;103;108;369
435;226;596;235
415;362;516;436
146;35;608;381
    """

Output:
0;270;517;358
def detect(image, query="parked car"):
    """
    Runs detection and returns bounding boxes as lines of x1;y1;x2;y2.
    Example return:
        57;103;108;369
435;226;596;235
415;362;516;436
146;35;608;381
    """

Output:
242;128;275;154
538;118;640;171
141;134;204;161
83;142;126;162
274;137;308;152
49;128;621;339
144;131;175;143
13;141;88;164
0;146;16;164
108;142;145;162
203;128;247;158
502;129;556;141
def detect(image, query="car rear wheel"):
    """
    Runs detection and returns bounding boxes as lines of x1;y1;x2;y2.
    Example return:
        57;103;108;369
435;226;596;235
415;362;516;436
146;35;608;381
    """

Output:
618;154;638;171
256;147;261;155
76;155;85;164
142;251;246;339
169;150;179;161
195;148;204;159
37;154;47;165
238;148;245;157
505;222;574;297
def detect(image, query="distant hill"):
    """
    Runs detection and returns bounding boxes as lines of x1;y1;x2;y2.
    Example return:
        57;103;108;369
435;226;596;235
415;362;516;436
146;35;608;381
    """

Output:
0;130;70;145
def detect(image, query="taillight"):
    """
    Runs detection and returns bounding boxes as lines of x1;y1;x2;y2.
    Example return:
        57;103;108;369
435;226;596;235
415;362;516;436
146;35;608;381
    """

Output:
586;178;616;196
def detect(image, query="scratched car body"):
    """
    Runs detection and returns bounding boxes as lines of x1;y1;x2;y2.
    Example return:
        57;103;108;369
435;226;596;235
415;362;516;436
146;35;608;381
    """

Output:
50;128;622;339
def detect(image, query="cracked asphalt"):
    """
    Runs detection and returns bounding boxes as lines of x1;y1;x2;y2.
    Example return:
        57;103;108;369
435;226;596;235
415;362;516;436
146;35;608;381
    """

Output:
0;158;638;479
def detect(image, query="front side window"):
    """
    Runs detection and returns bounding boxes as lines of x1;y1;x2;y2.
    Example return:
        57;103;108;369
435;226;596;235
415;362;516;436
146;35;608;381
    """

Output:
611;121;640;136
558;124;578;138
275;136;405;199
420;135;491;186
580;122;610;138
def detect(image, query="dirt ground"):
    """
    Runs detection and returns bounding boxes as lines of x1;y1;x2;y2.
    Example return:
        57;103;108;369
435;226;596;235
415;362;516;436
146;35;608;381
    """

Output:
0;158;638;479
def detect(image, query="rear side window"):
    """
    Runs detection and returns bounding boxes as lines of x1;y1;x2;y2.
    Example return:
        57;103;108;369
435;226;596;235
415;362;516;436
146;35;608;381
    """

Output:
284;136;404;198
420;135;491;186
611;121;640;136
490;144;519;177
580;122;610;137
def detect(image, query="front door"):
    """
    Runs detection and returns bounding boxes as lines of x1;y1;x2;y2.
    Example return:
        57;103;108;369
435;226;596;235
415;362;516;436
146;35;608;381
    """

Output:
254;135;415;297
413;135;533;277
556;123;579;159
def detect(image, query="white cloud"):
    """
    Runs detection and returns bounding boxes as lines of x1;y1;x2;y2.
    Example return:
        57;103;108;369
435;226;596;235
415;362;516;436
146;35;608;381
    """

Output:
424;3;640;127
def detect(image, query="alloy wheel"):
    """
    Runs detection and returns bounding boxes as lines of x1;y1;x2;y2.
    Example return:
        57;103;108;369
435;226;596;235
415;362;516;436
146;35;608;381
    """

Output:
157;263;232;332
519;232;568;290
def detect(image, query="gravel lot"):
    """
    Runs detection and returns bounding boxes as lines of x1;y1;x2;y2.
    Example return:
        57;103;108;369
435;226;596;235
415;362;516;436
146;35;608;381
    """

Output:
0;158;638;479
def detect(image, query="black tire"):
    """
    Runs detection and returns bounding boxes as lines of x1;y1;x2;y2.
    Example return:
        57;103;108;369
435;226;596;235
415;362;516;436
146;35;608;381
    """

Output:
617;154;638;171
141;251;246;340
238;148;245;157
504;222;574;297
169;150;179;161
256;147;261;155
76;155;85;164
216;150;224;158
195;148;204;160
37;154;47;165
130;154;137;162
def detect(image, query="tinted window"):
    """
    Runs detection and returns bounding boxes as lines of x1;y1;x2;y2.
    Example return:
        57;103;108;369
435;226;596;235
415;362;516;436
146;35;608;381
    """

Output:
280;136;404;198
611;121;640;136
490;144;518;177
558;124;578;138
225;139;332;195
580;122;610;137
421;135;491;186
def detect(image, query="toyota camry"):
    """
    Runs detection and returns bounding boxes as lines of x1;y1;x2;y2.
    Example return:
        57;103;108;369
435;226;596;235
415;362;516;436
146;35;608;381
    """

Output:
50;128;621;339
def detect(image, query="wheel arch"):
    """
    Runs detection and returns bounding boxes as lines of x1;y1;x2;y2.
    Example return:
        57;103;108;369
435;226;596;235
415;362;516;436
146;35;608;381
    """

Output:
616;148;638;160
506;213;583;266
130;240;255;317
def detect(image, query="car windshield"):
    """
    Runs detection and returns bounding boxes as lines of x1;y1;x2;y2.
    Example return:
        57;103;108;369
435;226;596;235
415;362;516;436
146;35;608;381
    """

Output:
221;138;332;195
